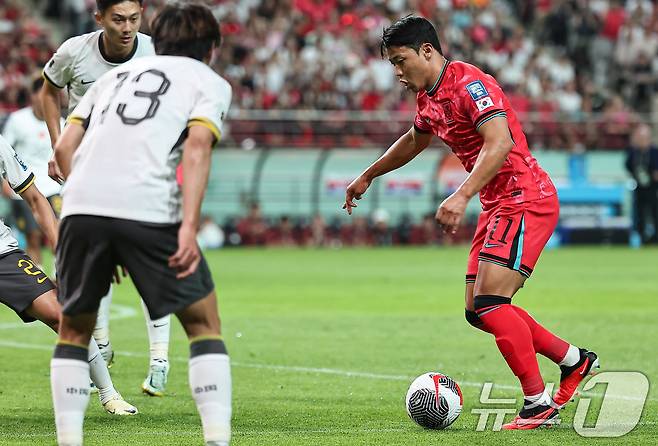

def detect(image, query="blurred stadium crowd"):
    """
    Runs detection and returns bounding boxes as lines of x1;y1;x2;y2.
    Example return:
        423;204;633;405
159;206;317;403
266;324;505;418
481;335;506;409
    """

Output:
1;0;657;247
2;0;655;148
204;203;464;248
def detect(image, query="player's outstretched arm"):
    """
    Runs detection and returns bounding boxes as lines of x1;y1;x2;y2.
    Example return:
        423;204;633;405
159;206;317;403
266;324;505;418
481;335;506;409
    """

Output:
343;127;432;214
168;125;214;279
435;116;513;233
20;184;59;250
53;122;86;179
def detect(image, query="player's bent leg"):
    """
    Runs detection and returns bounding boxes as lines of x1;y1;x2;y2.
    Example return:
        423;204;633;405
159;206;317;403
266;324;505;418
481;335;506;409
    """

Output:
176;291;231;446
140;300;171;397
24;290;61;332
474;262;558;430
93;288;114;367
24;292;136;414
464;283;491;333
88;338;138;416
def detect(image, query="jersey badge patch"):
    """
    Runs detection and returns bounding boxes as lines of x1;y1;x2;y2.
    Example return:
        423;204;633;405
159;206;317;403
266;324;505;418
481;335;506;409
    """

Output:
475;96;494;112
440;99;455;124
466;80;489;100
13;153;28;172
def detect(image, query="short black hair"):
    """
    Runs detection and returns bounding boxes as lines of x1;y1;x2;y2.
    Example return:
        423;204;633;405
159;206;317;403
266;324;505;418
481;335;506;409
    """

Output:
150;1;221;61
31;76;44;93
97;0;143;13
381;15;443;57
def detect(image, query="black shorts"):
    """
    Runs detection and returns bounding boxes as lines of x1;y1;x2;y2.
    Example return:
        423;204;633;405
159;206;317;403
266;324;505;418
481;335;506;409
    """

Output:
11;195;62;235
0;250;56;322
57;215;215;320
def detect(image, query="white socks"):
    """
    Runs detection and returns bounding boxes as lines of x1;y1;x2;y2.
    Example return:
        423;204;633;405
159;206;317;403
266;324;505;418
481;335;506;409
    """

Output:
524;388;552;409
559;345;581;367
140;300;171;366
189;353;232;445
87;338;117;404
51;346;91;446
93;287;113;360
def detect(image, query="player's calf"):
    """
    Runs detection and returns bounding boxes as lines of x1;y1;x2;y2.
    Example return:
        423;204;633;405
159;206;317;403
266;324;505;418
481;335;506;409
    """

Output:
189;336;231;446
51;343;91;446
176;291;231;445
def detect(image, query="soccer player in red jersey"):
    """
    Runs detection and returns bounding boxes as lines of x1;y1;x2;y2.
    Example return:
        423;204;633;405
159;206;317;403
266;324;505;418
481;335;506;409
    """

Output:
343;16;599;429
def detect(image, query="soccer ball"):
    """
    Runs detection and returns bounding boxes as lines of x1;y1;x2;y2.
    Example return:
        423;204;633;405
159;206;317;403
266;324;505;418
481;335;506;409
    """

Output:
405;372;463;429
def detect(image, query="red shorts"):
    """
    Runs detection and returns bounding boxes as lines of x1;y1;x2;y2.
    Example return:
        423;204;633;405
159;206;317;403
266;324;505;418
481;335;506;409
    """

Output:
466;194;559;283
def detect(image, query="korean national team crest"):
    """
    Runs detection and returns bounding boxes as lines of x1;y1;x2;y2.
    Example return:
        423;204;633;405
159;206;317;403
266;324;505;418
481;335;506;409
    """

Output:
440;99;455;124
466;80;494;112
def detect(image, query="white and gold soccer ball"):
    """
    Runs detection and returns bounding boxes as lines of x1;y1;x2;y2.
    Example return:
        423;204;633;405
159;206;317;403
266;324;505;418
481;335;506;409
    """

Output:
405;372;463;429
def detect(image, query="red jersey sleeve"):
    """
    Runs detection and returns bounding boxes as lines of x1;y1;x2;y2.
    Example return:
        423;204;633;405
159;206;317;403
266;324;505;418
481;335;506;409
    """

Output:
457;76;507;130
413;109;433;134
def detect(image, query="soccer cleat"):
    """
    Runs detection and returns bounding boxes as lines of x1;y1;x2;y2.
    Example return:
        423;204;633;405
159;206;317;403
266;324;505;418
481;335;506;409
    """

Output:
553;348;600;408
141;360;169;397
98;342;115;368
102;394;138;415
502;403;560;430
89;381;98;394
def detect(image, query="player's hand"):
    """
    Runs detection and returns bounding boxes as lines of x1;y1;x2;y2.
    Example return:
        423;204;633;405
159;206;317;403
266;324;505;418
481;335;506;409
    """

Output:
436;191;469;234
343;175;371;215
48;155;65;184
169;223;200;279
112;265;128;284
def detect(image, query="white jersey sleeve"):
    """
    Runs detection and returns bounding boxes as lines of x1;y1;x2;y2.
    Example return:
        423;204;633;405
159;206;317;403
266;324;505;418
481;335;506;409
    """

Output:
1;113;18;146
0;135;35;194
67;78;104;127
43;37;76;89
187;75;232;144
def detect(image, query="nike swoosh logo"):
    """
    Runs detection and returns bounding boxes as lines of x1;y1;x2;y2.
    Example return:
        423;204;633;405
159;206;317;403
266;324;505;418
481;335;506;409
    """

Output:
152;323;168;328
37;276;48;284
81;79;95;85
484;243;501;248
579;358;590;375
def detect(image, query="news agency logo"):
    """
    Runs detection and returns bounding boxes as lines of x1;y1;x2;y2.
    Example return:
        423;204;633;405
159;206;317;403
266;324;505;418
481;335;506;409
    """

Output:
471;372;649;437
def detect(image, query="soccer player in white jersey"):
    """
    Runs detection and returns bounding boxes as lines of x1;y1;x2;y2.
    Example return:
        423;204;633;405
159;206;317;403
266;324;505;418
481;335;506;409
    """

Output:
52;2;232;445
0;134;137;416
2;78;63;266
39;0;171;397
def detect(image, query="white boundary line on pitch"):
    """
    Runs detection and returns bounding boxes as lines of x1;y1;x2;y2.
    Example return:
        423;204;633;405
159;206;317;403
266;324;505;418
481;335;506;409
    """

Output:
0;339;655;404
3;422;658;439
0;303;138;330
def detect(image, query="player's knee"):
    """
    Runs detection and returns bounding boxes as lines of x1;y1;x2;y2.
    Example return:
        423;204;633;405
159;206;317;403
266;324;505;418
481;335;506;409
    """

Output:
465;309;483;329
473;295;512;312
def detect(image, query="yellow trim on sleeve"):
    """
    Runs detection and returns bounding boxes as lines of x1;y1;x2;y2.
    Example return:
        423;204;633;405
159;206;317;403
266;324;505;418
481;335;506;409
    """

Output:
67;115;85;126
187;117;222;142
14;175;35;195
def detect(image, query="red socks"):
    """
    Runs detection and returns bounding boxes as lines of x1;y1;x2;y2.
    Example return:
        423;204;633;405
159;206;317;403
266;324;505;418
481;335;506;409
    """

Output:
511;305;569;364
474;295;545;396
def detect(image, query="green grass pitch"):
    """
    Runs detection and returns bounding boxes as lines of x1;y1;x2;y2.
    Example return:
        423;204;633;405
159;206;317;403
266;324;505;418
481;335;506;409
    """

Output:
0;246;656;445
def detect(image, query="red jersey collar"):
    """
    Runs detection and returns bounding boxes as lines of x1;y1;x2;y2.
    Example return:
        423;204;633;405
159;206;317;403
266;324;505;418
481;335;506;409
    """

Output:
426;59;450;97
